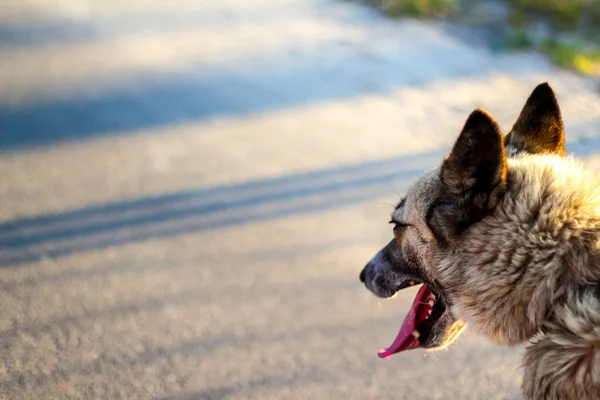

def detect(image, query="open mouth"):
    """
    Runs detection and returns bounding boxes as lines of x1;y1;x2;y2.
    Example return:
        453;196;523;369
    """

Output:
378;284;446;358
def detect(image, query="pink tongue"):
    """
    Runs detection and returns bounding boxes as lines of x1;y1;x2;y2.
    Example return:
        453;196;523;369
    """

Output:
377;284;431;358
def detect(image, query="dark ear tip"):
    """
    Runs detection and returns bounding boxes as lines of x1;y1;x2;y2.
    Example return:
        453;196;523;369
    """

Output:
529;82;559;109
532;82;555;97
464;108;500;134
471;107;491;117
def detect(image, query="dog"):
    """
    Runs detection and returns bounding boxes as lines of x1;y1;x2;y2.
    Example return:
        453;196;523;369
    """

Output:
359;83;600;399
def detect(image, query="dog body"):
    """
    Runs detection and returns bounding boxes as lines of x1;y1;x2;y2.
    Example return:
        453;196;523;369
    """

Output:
360;84;600;399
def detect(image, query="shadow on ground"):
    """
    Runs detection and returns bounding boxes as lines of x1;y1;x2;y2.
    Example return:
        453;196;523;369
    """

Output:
0;149;446;266
0;42;496;151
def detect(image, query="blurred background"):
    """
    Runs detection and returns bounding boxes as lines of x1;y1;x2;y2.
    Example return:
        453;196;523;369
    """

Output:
2;0;600;399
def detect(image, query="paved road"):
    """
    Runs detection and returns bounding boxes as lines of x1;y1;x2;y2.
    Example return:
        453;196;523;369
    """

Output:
2;1;600;399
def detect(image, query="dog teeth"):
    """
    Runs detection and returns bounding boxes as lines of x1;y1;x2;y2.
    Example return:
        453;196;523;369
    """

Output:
428;300;435;307
428;309;432;315
412;330;420;338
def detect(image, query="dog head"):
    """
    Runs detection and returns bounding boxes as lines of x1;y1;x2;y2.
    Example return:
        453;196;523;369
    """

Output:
359;83;565;358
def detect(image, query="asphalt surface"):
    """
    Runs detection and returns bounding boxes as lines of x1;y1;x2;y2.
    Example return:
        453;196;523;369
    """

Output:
2;0;600;399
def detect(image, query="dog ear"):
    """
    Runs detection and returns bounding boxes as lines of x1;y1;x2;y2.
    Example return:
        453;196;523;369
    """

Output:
505;82;565;156
442;108;507;202
428;109;507;242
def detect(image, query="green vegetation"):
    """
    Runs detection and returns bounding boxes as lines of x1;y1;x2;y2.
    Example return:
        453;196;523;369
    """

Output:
366;0;600;75
544;41;600;75
369;0;459;17
509;0;587;27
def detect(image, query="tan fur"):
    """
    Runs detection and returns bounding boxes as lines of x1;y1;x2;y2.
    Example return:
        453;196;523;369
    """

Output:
431;156;600;345
362;83;600;399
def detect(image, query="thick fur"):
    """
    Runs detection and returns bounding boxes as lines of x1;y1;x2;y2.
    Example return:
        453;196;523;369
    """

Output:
360;83;600;399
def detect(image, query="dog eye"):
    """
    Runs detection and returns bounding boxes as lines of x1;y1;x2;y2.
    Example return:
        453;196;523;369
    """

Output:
390;220;412;233
389;220;411;227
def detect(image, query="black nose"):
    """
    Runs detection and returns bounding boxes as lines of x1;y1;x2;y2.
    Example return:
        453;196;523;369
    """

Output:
359;267;366;283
